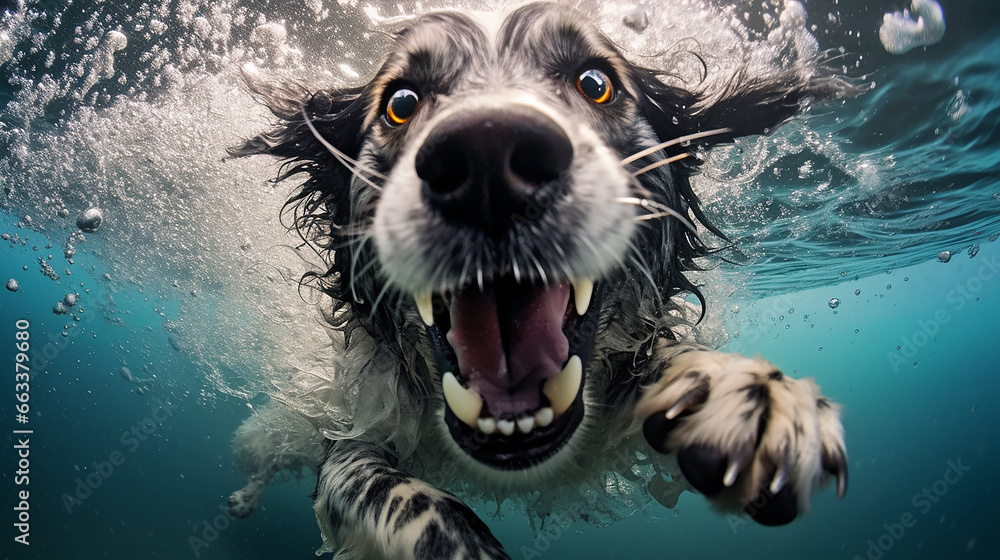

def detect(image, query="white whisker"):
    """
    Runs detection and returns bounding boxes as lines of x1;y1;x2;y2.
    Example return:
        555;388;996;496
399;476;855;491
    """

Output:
300;107;387;190
620;127;732;165
617;196;700;237
625;240;664;308
630;153;690;177
367;279;395;320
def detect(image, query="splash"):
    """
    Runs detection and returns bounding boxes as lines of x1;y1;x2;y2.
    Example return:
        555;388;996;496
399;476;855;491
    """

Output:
879;0;946;55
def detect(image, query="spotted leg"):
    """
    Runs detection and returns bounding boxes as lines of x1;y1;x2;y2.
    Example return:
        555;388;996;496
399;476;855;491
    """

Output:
314;440;511;560
636;341;848;525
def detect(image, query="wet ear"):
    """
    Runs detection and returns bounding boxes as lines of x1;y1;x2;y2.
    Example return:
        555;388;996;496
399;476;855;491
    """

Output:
634;64;856;145
228;78;369;182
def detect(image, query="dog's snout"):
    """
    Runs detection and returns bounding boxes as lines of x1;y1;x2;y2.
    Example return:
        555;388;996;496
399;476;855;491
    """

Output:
416;106;573;239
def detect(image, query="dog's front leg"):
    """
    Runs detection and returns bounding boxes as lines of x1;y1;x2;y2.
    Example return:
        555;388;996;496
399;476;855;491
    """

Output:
314;439;510;560
636;340;848;525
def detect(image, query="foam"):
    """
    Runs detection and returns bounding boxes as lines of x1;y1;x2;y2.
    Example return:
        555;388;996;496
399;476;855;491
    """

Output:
879;0;946;55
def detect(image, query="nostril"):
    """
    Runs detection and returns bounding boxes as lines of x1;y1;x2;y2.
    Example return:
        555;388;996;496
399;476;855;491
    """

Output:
417;141;471;196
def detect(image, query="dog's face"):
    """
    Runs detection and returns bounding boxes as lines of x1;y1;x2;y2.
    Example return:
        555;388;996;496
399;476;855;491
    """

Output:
371;5;649;470
236;1;846;474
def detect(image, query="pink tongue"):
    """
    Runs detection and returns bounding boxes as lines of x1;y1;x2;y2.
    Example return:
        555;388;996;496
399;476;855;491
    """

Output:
446;282;570;418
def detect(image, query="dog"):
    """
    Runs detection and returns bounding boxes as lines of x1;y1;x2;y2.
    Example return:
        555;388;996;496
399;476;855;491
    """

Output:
227;2;852;558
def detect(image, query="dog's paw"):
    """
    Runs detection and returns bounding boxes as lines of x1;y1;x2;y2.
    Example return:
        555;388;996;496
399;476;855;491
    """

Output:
227;479;265;519
636;350;847;526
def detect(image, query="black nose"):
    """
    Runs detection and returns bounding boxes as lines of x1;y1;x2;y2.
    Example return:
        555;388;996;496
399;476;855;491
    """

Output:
415;105;573;239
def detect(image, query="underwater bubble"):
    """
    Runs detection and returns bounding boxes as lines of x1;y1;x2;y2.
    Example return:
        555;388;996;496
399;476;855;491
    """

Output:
730;305;740;314
948;89;971;121
828;298;840;309
120;367;133;382
938;250;952;263
788;308;794;314
76;207;104;232
887;284;892;290
879;0;945;55
64;293;78;307
192;16;212;39
855;289;861;296
622;7;649;32
1;233;9;241
6;279;19;292
53;301;68;314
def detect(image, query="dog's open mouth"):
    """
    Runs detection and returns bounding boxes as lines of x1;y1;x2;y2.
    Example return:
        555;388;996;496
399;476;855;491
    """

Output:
417;278;601;469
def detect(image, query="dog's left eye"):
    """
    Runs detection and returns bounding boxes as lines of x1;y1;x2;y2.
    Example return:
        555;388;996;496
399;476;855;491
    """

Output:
386;88;420;125
576;69;614;104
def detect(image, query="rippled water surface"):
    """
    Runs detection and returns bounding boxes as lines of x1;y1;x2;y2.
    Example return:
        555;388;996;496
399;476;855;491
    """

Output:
2;0;998;558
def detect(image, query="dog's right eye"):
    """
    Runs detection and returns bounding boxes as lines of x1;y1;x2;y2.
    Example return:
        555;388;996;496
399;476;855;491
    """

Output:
386;88;420;125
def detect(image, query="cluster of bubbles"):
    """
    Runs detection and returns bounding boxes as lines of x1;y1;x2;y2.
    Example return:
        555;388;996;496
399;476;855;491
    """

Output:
879;0;946;55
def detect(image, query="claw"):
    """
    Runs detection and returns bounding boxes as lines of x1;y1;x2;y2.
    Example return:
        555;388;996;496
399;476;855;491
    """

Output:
664;382;709;420
768;442;790;495
723;440;755;488
823;447;849;499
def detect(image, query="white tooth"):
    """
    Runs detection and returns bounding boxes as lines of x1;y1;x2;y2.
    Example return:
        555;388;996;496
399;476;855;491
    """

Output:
572;279;594;316
415;291;434;326
516;415;535;434
497;419;515;436
442;372;482;428
534;407;554;428
543;355;582;417
477;417;497;435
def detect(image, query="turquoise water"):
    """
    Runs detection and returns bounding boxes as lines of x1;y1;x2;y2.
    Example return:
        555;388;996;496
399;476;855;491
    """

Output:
2;0;999;558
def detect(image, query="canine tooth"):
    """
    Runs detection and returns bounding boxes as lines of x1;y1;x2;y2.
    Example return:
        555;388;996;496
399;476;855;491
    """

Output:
442;372;482;428
497;419;515;436
415;291;434;326
477;417;497;435
534;407;554;428
516;415;535;434
572;279;594;316
543;355;582;417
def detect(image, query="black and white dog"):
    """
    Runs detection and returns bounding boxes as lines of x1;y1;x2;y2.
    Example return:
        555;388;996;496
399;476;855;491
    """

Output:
228;2;852;558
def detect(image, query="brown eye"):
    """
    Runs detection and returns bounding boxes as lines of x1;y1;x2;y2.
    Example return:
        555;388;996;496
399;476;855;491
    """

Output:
576;69;613;104
386;88;419;125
